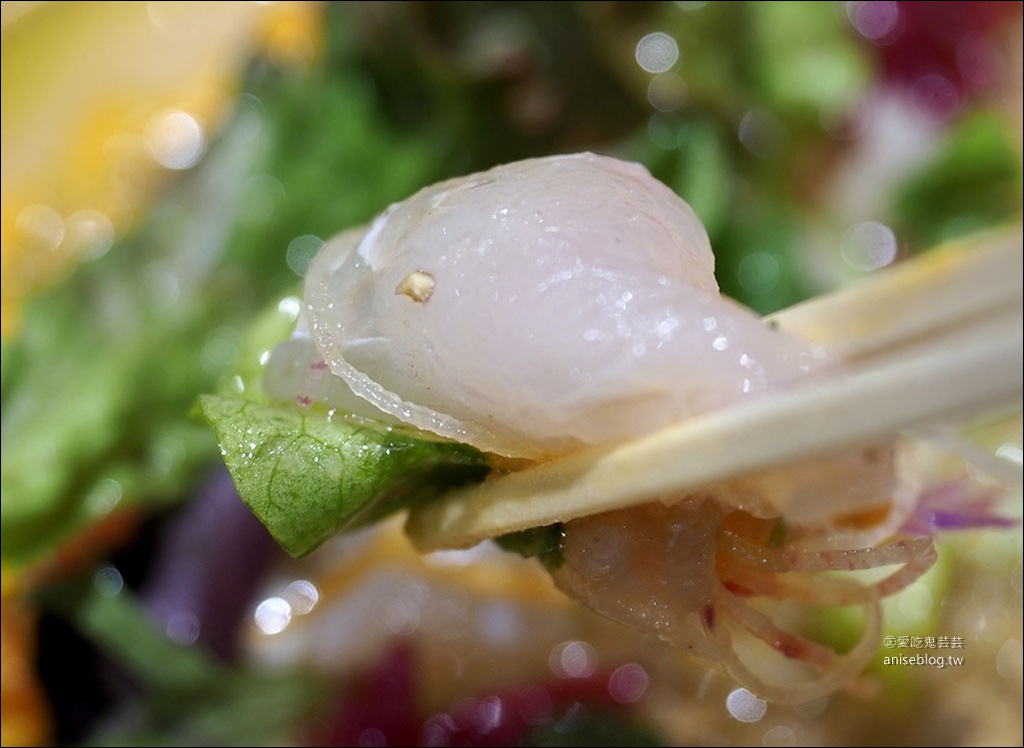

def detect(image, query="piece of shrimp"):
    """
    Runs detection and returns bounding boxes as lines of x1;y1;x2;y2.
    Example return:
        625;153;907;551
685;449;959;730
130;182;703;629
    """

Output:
552;443;938;705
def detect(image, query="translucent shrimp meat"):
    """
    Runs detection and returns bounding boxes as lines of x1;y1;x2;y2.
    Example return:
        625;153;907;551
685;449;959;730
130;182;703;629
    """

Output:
288;151;829;460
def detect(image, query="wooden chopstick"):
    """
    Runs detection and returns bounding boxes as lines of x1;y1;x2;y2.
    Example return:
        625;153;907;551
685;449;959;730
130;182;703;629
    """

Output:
405;226;1024;551
767;225;1022;362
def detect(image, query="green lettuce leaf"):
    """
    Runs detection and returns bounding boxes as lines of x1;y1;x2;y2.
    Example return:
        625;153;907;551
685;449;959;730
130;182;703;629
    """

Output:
198;395;491;557
495;524;566;572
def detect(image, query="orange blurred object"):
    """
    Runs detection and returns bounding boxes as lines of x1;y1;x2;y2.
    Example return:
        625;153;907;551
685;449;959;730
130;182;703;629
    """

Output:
0;600;52;747
0;0;324;338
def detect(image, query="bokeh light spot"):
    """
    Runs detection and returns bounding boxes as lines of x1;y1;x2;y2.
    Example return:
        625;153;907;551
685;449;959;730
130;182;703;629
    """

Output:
738;109;783;159
16;204;64;253
146;109;206;170
356;727;388;747
846;1;902;44
93;566;124;598
65;209;115;261
636;32;679;74
254;596;293;635
284;579;320;615
384;595;422;636
996;638;1023;680
608;662;649;703
762;724;797;747
840;221;897;272
166;612;201;645
277;295;302;320
85;478;123;515
648;114;682;150
737;252;781;296
909;73;962;120
647;73;687;112
726;688;767;723
550;639;598;678
287;234;325;277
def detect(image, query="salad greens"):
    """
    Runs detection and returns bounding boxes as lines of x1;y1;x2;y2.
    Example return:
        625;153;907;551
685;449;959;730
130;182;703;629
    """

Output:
41;576;327;747
495;524;566;572
894;110;1024;247
198;394;490;557
3;3;1021;746
1;7;442;568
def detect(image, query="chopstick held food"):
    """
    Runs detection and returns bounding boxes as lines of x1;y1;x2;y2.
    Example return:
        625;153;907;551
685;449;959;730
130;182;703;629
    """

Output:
204;152;1022;704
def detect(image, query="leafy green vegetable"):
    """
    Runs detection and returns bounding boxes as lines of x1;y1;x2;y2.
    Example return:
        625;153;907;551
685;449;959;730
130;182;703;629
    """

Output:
198;395;491;557
0;215;228;566
0;4;454;568
496;524;566;571
40;576;327;747
893;111;1024;248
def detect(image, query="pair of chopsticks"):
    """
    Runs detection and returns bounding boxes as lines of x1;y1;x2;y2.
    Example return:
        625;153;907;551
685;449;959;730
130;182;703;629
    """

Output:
406;226;1023;551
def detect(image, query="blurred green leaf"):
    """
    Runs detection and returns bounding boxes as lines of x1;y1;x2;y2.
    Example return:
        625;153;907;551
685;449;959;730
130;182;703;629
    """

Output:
894;112;1024;248
0;5;454;567
41;577;327;747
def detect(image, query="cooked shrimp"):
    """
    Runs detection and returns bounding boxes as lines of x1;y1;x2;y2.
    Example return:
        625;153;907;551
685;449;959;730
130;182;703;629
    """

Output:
269;152;966;704
552;452;937;705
